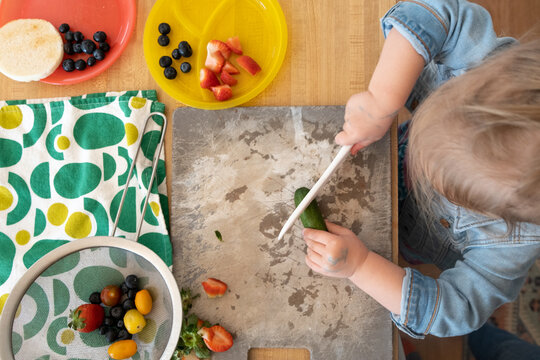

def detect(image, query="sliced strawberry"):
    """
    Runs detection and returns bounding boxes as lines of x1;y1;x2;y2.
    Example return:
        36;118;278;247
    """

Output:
205;50;225;73
198;325;233;352
68;304;104;333
236;55;261;75
222;61;239;75
200;68;220;89
226;36;243;55
207;40;232;59
201;277;228;297
210;85;233;102
220;70;238;86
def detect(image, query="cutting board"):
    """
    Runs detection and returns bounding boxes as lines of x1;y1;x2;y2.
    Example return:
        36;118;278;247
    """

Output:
170;106;392;359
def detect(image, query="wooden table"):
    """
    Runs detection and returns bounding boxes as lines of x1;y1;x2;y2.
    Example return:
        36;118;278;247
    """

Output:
0;1;397;359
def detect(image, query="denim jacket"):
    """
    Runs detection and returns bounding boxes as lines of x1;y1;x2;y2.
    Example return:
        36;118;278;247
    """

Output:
381;0;540;338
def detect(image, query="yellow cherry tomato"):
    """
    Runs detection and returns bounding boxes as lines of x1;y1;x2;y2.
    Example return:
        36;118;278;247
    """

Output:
124;309;146;334
108;339;137;359
134;289;153;315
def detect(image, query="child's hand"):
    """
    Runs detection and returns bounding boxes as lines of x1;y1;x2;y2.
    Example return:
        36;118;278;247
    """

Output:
335;91;397;155
303;221;370;279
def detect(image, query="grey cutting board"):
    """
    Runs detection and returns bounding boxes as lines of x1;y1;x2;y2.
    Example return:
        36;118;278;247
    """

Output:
170;106;393;359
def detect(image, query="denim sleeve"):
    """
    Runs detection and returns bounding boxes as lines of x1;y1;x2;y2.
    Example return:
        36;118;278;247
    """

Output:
381;0;514;70
392;244;540;338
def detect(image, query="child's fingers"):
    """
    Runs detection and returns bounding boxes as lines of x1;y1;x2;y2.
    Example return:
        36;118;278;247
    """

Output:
305;254;325;274
325;221;353;236
306;248;323;267
303;228;329;245
306;238;325;255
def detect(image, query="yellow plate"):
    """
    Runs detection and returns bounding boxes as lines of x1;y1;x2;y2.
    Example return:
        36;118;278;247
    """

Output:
143;0;288;110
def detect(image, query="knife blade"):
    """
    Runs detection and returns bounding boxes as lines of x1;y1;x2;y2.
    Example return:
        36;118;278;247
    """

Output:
277;144;352;240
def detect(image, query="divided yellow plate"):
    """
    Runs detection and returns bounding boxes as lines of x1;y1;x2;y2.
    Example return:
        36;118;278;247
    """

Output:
143;0;288;110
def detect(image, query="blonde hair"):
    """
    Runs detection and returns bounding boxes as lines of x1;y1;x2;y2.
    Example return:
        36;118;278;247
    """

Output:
408;39;540;225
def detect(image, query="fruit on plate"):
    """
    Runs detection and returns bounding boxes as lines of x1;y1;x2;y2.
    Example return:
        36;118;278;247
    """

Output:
198;325;234;352
226;36;243;55
0;19;64;82
108;339;138;360
222;61;239;75
236;55;261;75
134;289;153;315
220;70;237;86
211;85;233;102
200;68;220;89
201;278;228;298
123;309;146;334
68;304;105;333
207;40;232;60
101;285;122;306
205;49;224;73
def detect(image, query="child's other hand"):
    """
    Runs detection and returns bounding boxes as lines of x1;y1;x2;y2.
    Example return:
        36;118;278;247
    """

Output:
303;221;369;279
335;91;397;155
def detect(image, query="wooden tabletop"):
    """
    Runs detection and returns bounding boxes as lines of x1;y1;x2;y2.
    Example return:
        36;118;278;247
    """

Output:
0;1;396;359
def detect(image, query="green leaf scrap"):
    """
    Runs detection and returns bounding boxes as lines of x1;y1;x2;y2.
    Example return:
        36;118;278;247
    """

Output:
215;230;223;242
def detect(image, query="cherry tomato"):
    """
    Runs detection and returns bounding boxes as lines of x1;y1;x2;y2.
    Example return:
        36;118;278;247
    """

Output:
134;289;153;315
123;309;146;334
101;285;122;307
108;339;137;359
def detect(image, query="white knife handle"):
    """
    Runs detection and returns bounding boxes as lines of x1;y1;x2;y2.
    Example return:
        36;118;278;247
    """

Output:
277;144;352;240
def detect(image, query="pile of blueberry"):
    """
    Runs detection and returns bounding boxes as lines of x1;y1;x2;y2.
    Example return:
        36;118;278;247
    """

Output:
157;22;192;79
58;23;110;72
89;274;139;343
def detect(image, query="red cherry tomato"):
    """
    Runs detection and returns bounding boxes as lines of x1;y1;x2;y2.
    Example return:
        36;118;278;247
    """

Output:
101;285;122;306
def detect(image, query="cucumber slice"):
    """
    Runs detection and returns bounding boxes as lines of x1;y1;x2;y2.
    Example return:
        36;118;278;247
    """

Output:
294;187;327;231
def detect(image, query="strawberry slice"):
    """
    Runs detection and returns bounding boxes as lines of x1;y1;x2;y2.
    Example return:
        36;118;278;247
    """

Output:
226;36;243;55
205;50;225;73
201;277;228;297
207;40;232;60
222;61;239;75
198;325;233;352
200;68;220;89
220;70;238;86
236;55;261;75
210;85;233;102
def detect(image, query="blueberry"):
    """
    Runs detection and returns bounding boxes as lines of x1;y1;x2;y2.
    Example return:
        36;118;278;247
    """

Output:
180;62;191;73
99;325;108;335
62;58;75;72
105;328;118;343
116;319;124;329
74;59;86;71
93;49;105;61
171;48;181;60
178;41;192;57
103;316;115;327
64;31;74;42
120;282;129;294
93;31;107;43
127;289;137;300
125;275;138;289
63;42;74;55
159;55;172;68
73;31;84;43
99;42;110;52
164;66;177;79
87;57;97;67
58;23;70;33
89;292;101;304
117;329;132;341
81;39;96;54
158;34;169;47
73;43;82;54
158;23;171;35
122;299;135;311
110;305;124;319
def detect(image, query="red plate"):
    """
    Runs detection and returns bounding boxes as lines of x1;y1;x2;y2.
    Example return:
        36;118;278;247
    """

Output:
0;0;136;85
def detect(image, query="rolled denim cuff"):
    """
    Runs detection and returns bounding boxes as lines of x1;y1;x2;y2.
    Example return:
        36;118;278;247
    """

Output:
381;1;447;63
390;267;440;339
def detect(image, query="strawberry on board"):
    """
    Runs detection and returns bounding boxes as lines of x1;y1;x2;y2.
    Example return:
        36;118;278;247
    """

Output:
68;304;104;333
207;40;232;60
226;36;243;55
205;50;225;73
198;325;234;352
210;85;233;102
220;70;238;86
223;61;239;75
236;55;261;75
201;277;228;297
200;68;220;89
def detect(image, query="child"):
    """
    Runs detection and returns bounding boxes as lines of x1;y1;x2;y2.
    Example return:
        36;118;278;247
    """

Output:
302;0;540;338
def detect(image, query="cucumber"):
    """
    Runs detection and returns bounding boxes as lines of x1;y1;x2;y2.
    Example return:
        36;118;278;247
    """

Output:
294;187;328;231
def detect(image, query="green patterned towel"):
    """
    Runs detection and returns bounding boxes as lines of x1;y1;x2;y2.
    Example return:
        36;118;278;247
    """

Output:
0;90;171;312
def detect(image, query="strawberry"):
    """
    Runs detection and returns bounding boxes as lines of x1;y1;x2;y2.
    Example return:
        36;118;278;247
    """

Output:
210;85;233;102
68;304;104;333
222;61;239;75
198;325;233;352
236;55;261;75
220;70;238;86
200;68;220;89
201;277;228;297
226;36;243;55
207;40;232;59
205;50;225;73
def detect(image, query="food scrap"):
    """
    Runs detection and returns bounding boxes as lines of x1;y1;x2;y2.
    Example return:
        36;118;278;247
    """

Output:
214;230;223;242
201;278;228;298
